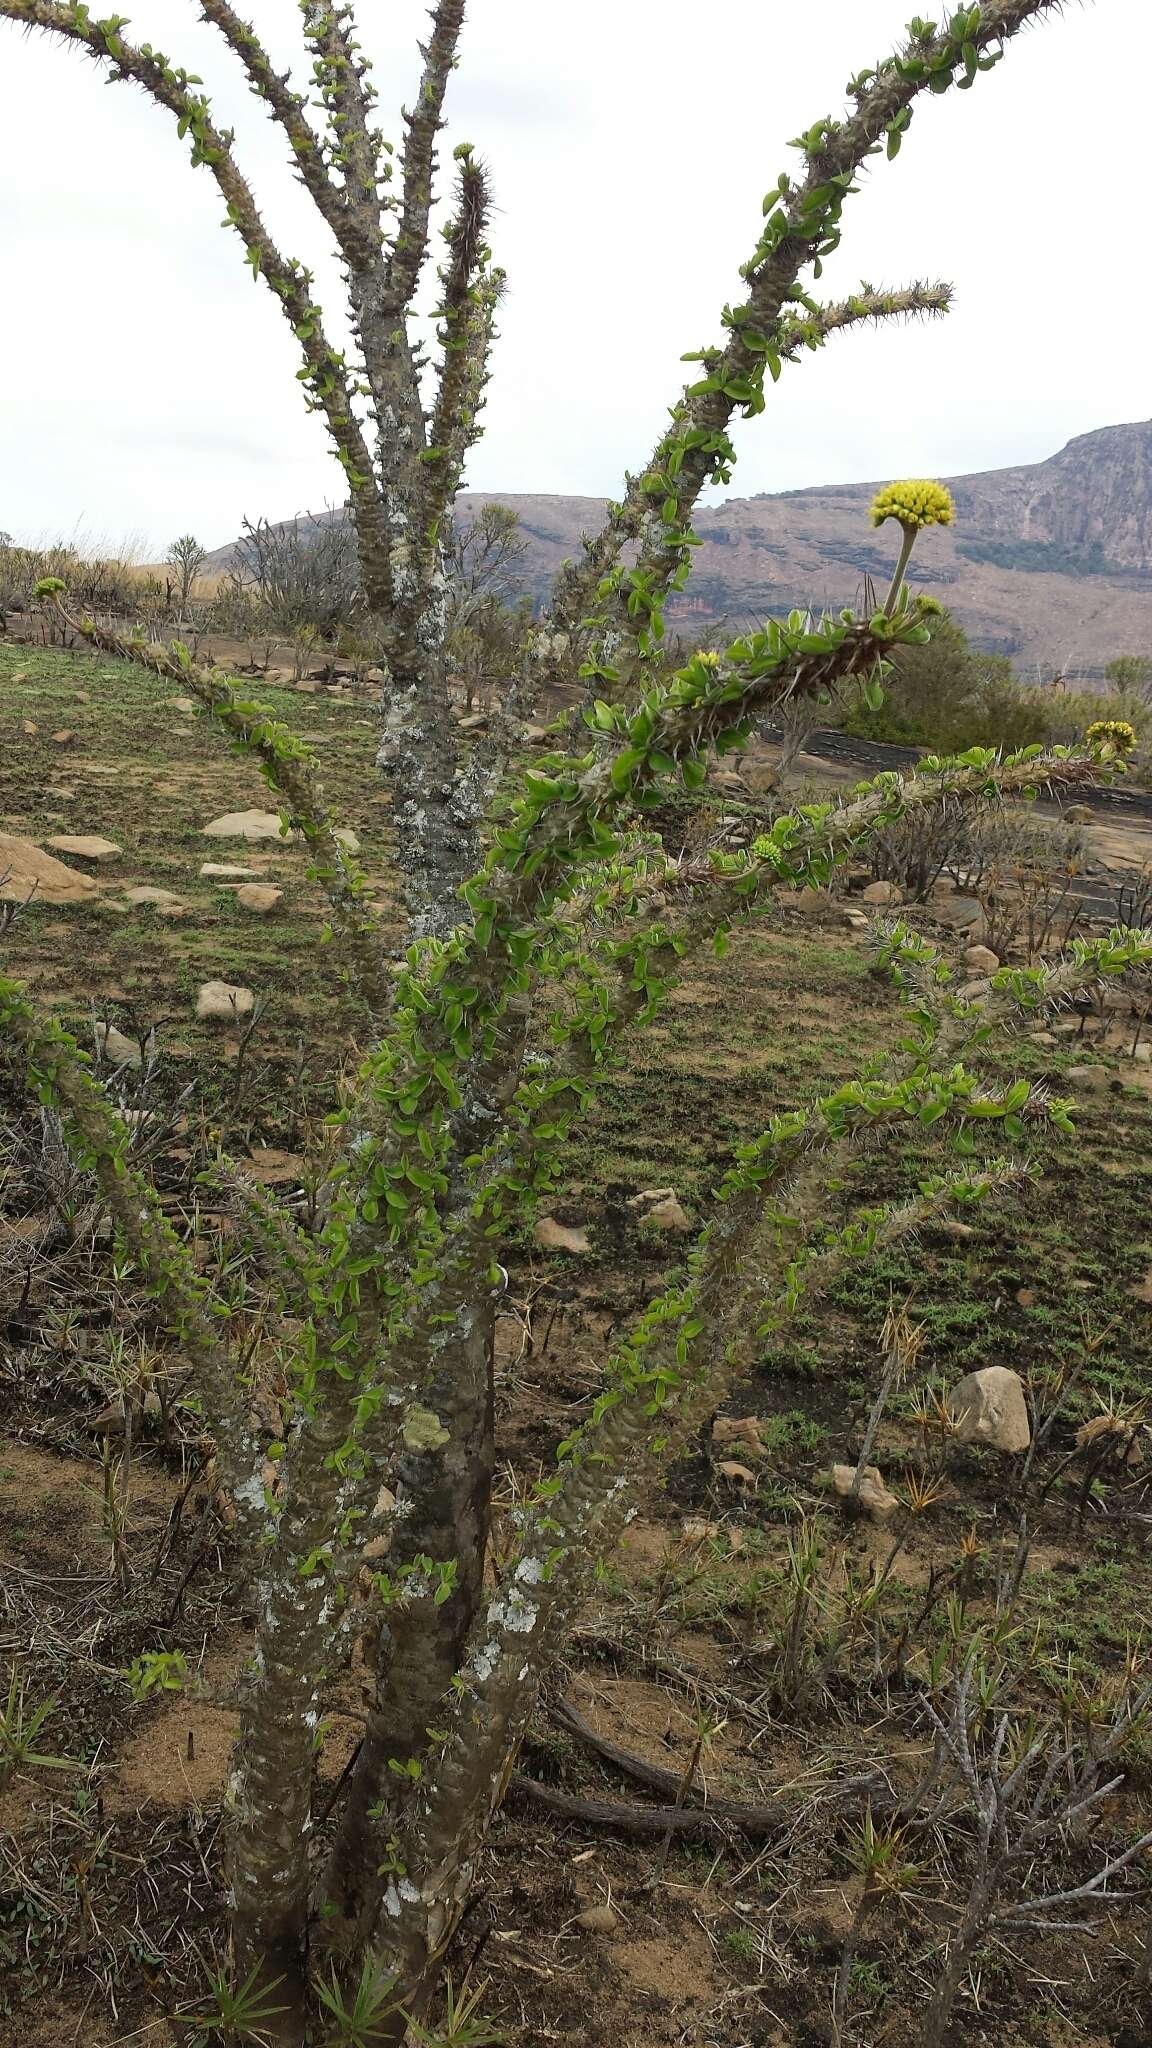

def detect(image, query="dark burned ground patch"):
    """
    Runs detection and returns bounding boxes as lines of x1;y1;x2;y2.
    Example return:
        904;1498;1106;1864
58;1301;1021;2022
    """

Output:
4;641;1152;2045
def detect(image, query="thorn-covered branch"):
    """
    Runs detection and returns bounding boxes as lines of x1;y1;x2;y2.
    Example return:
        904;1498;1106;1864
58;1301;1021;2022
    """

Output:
386;0;467;309
422;151;502;558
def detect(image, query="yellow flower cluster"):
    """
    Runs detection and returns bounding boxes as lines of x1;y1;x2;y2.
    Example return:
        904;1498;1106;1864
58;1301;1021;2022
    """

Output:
1085;718;1137;757
869;480;956;530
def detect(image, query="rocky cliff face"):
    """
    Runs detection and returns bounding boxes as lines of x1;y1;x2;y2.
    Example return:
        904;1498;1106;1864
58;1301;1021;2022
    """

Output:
956;422;1152;569
209;422;1152;673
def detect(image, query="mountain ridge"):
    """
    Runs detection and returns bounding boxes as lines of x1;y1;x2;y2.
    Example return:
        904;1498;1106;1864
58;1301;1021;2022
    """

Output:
207;420;1152;672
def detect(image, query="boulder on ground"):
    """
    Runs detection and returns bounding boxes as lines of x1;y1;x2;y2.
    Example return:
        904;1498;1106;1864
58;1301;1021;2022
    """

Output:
948;1366;1030;1451
202;808;296;843
0;833;102;905
713;1415;765;1459
196;980;256;1023
639;1193;692;1233
861;879;902;906
831;1462;900;1518
776;886;835;918
235;884;284;915
94;1022;143;1068
122;886;185;916
964;944;1000;975
45;834;121;863
1065;1064;1111;1094
534;1216;590;1254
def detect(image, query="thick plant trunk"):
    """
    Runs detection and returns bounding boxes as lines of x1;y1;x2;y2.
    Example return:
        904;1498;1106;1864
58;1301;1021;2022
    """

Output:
320;1300;496;1951
229;1406;370;2047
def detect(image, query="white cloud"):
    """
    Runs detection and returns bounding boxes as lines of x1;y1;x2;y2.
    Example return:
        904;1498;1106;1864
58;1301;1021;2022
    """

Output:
1;0;1147;553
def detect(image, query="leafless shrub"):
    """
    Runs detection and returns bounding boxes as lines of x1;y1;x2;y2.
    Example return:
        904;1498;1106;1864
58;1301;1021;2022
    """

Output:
228;511;364;637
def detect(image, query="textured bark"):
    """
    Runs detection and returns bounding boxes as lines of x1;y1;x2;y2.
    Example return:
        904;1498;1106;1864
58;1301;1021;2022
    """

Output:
229;1401;372;2038
321;1300;496;1951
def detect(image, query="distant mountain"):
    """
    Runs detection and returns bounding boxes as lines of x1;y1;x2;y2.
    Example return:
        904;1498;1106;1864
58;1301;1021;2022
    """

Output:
207;421;1152;674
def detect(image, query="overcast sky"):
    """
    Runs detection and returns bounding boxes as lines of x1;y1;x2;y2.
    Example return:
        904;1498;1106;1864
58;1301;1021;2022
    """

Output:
1;1;1147;555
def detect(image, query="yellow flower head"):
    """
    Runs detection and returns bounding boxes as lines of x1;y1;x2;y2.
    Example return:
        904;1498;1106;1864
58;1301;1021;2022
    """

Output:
1085;717;1137;757
869;480;956;531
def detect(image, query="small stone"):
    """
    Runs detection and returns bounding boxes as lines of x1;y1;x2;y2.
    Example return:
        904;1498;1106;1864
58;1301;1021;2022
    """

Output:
535;1216;591;1254
709;769;748;794
524;724;552;746
964;944;1000;975
22;719;38;736
1130;1044;1152;1065
1028;1030;1056;1047
458;712;488;733
682;1518;722;1542
235;883;284;915
333;828;360;853
51;729;77;745
1015;1287;1038;1308
90;1398;128;1435
1064;803;1094;824
141;1388;163;1422
94;1022;143;1068
122;885;185;915
162;696;197;715
938;1219;977;1242
202;808;296;843
713;1416;765;1459
932;895;983;931
861;880;902;905
200;862;259;880
831;1463;900;1519
949;1366;1030;1452
776;885;835;918
717;1460;757;1487
295;679;320;694
246;1148;303;1185
45;833;121;863
640;1194;692;1234
196;979;256;1022
1066;1064;1111;1094
575;1905;619;1934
